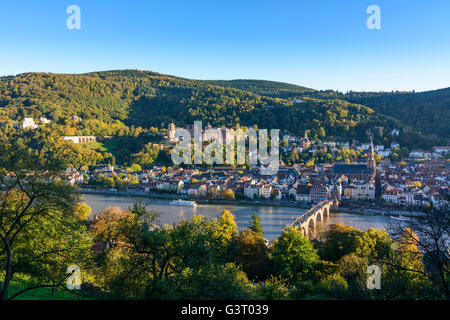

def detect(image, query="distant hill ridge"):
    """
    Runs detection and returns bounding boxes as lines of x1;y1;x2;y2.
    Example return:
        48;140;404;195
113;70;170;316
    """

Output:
202;79;315;98
204;78;450;140
0;70;447;146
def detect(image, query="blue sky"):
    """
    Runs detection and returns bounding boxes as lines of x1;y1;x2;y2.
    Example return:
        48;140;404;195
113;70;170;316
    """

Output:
0;0;449;92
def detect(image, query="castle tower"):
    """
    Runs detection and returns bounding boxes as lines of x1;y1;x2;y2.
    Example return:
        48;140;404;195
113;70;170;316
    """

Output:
303;131;311;148
168;122;176;142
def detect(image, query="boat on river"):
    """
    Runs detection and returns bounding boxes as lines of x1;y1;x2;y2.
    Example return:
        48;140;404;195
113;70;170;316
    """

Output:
170;199;197;207
390;215;414;222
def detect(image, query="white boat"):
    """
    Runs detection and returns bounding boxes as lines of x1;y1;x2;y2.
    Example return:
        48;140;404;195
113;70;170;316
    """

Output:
390;215;414;222
170;199;197;207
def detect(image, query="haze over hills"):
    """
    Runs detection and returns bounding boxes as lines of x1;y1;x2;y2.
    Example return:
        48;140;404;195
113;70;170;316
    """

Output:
0;70;448;148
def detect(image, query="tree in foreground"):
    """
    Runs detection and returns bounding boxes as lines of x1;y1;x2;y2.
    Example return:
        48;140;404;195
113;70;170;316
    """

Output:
74;202;92;221
96;211;248;299
235;229;270;280
385;207;450;299
211;210;238;258
0;131;93;300
272;228;320;284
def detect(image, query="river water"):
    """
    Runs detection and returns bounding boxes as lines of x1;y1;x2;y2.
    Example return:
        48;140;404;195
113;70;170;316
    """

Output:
82;194;391;241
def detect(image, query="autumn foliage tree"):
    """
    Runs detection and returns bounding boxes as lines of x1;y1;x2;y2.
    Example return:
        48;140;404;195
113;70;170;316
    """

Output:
0;131;92;300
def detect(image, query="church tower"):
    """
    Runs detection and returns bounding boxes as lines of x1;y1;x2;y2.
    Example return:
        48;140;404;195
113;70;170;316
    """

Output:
367;131;376;175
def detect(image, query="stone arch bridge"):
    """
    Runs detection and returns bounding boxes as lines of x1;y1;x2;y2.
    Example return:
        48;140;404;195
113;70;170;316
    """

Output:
288;200;339;237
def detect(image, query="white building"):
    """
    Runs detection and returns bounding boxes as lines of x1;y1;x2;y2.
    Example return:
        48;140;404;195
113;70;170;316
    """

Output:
374;145;384;152
21;118;38;130
244;185;259;199
409;150;431;159
63;136;97;144
378;149;392;157
336;142;350;148
351;180;375;200
259;184;273;199
433;146;450;155
382;189;400;204
39;116;52;124
283;135;297;142
65;168;83;185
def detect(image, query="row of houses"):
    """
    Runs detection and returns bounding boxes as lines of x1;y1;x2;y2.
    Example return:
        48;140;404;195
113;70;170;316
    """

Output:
1;115;83;130
72;143;448;210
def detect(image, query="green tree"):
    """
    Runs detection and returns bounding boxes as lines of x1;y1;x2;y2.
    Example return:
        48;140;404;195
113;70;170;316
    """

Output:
249;212;263;238
91;206;138;246
319;223;363;262
235;229;269;280
386;211;450;299
222;188;235;200
318;127;326;138
314;273;349;299
0;133;92;300
74;202;92;221
171;263;254;300
130;163;142;172
211;210;238;256
271;228;320;283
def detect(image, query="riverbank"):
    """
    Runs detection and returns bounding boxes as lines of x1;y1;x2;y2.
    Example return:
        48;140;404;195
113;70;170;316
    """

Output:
79;188;188;200
83;193;395;238
78;188;313;210
78;188;425;217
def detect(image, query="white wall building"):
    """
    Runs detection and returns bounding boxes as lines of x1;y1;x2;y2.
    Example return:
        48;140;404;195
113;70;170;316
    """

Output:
409;150;431;159
433;146;450;154
39;116;52;124
21;118;38;130
63;136;97;144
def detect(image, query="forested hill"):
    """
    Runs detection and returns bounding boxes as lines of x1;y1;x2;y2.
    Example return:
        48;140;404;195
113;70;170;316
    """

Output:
0;70;443;146
206;79;450;140
340;88;450;139
202;79;315;98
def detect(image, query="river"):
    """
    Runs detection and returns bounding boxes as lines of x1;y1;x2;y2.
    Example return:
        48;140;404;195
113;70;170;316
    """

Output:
82;194;391;241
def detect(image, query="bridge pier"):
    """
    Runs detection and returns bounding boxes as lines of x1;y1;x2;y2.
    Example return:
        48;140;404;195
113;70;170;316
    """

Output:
307;217;316;236
301;227;307;237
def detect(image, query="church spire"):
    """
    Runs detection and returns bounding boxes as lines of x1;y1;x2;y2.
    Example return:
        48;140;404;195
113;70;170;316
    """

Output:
367;129;376;174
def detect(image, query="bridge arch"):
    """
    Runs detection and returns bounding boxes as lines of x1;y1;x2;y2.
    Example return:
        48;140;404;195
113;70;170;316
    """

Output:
307;217;316;233
301;227;307;237
316;210;324;222
289;200;338;238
